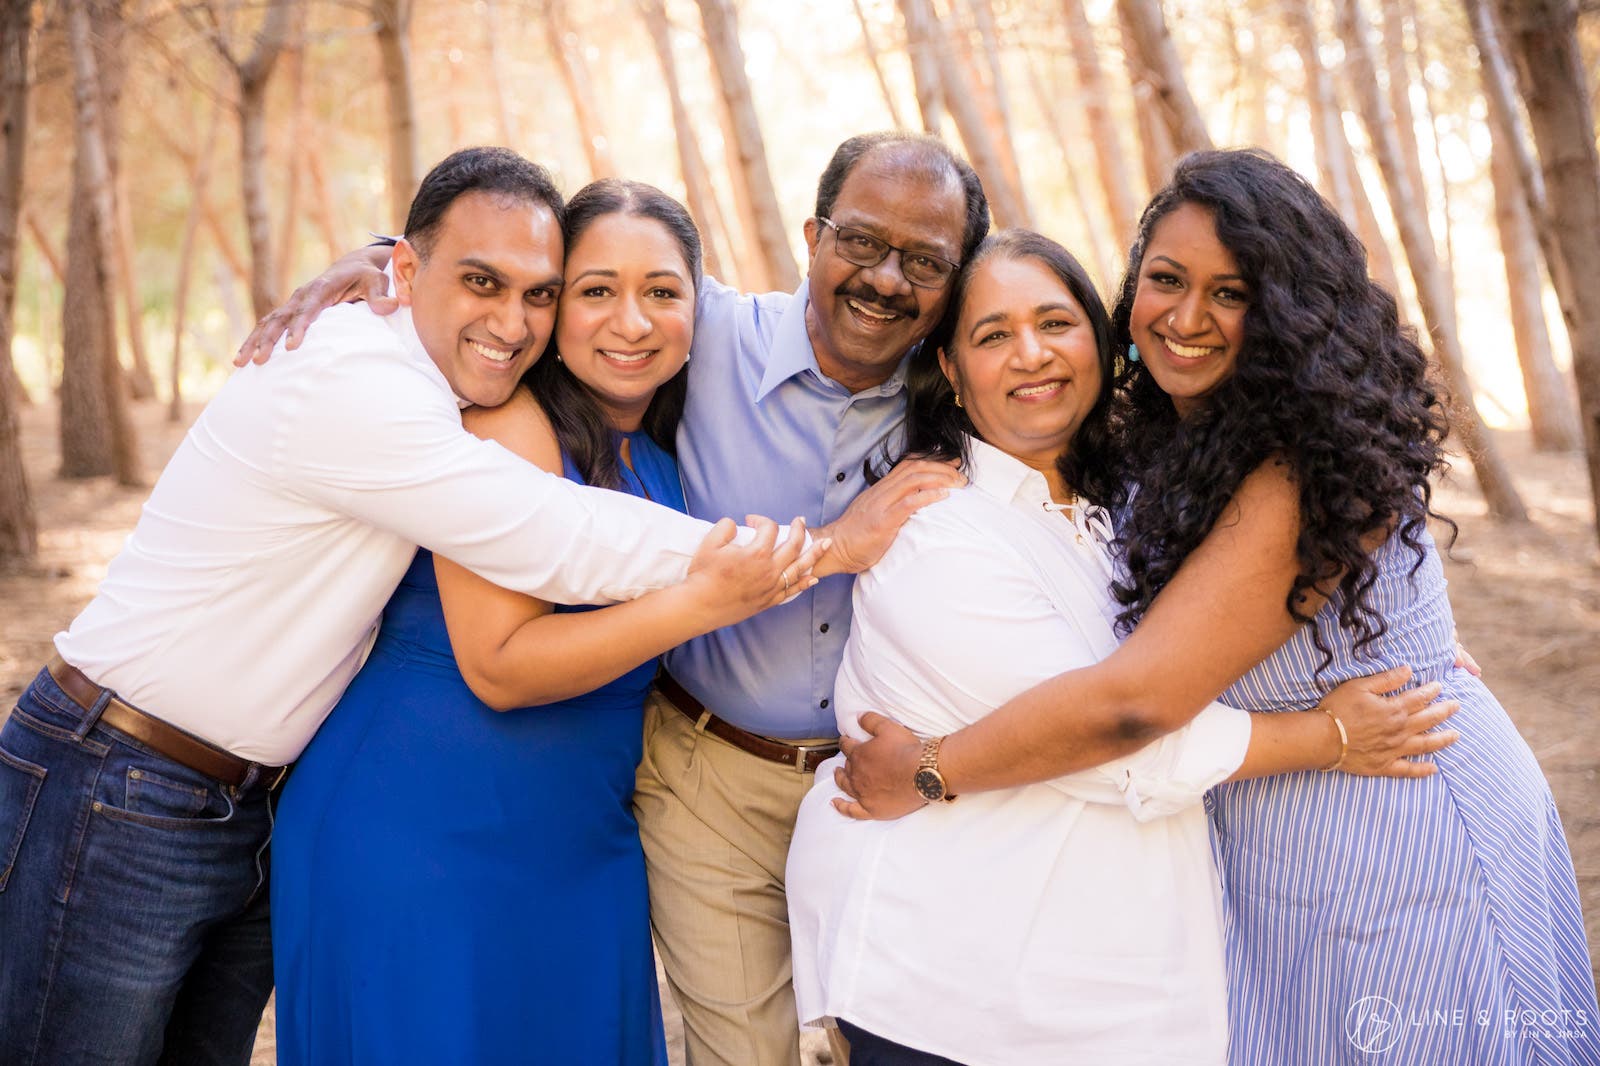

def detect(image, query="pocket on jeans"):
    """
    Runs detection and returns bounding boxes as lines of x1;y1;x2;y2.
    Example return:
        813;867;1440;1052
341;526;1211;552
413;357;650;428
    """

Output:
0;745;48;892
94;764;231;829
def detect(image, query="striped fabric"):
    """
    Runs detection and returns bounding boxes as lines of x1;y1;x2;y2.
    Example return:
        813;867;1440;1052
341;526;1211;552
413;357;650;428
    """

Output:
1208;524;1599;1064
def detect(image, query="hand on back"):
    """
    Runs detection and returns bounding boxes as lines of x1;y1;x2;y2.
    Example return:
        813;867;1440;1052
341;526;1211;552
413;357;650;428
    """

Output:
236;246;397;366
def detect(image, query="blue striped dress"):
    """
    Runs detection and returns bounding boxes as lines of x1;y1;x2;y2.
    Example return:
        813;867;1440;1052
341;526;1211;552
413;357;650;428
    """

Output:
1208;524;1600;1064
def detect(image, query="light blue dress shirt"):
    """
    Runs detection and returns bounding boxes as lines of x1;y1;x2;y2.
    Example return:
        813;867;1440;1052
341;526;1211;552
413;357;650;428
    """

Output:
665;277;908;738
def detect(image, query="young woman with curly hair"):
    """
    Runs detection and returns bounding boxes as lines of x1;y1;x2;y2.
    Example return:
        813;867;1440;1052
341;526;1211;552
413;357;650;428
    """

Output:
836;150;1598;1064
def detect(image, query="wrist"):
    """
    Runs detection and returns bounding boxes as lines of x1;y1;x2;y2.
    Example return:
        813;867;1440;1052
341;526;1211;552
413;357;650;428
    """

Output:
809;523;850;578
1317;704;1349;772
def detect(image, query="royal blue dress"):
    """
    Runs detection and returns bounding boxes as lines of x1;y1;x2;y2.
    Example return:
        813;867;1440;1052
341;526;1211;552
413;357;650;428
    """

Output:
271;431;678;1066
1209;525;1599;1065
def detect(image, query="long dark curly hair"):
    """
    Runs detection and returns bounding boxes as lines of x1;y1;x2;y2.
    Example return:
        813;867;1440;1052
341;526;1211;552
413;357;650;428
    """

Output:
869;229;1124;511
1108;148;1453;664
523;178;701;489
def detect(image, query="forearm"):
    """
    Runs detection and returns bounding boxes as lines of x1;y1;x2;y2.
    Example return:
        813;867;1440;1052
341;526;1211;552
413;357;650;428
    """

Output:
1227;709;1340;781
466;585;719;709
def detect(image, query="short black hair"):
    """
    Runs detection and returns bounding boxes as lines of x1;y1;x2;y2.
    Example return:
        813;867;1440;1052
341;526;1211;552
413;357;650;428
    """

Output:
814;132;990;263
403;147;565;260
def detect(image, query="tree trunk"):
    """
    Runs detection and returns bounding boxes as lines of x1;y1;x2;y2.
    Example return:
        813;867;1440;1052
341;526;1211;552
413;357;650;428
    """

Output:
1336;0;1526;519
694;0;798;291
63;0;141;486
171;103;223;423
0;0;36;563
1378;0;1434;254
306;142;343;262
544;0;614;181
639;0;729;281
233;0;293;320
1062;0;1140;248
1116;0;1213;156
275;28;308;298
1490;120;1581;451
1025;46;1118;284
851;0;904;128
1284;0;1358;221
1497;0;1600;537
963;0;1031;222
1117;1;1180;191
372;0;417;231
113;171;155;399
898;0;945;136
23;206;64;285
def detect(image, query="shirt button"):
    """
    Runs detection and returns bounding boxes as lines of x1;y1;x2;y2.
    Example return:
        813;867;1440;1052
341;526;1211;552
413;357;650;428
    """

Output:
835;471;846;482
820;698;830;709
819;623;830;633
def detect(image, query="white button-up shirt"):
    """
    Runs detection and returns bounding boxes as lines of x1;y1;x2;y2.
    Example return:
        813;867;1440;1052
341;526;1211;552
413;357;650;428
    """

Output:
56;302;714;765
787;437;1250;1065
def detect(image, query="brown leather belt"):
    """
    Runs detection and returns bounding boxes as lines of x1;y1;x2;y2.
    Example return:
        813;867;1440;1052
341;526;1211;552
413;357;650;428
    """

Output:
655;671;839;773
45;655;287;790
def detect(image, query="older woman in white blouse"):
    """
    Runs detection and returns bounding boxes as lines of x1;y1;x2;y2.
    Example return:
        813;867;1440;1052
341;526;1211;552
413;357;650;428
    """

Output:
784;231;1455;1066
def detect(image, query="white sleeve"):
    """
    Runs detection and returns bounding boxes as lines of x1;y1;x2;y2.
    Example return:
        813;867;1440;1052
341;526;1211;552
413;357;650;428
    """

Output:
859;536;1248;816
277;351;714;605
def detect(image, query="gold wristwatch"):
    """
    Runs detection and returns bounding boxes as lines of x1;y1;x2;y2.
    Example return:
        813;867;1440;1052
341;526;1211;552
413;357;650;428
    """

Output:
913;736;957;803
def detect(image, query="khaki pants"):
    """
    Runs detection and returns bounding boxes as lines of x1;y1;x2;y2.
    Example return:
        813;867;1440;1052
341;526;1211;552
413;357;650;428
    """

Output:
634;691;848;1066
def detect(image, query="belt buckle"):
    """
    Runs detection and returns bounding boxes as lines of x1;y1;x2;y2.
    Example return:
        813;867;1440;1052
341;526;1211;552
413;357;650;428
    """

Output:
791;742;835;773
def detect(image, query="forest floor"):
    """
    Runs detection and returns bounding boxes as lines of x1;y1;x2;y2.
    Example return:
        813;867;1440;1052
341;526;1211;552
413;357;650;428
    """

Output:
1;398;1595;1065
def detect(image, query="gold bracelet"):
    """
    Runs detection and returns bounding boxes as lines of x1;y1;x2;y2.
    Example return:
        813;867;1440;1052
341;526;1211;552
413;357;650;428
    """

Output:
1319;705;1349;772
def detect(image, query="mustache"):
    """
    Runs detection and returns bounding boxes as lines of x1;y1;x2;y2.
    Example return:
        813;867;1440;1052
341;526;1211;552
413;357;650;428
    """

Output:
835;283;919;320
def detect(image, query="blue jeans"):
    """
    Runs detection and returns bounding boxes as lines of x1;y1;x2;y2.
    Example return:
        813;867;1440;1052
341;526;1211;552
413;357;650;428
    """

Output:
0;668;275;1066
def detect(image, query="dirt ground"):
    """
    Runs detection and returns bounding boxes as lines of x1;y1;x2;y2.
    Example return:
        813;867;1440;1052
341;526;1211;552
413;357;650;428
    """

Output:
1;399;1595;1065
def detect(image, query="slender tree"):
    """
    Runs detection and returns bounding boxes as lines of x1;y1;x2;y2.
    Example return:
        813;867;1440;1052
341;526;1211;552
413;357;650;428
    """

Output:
23;207;64;287
64;0;141;486
898;0;946;136
851;0;905;128
1025;46;1118;283
1117;1;1180;190
963;0;1031;221
694;0;798;291
111;170;154;399
0;0;36;564
1116;0;1214;156
544;0;614;181
171;102;225;423
372;0;418;230
1496;0;1600;537
1337;0;1525;519
1062;0;1140;247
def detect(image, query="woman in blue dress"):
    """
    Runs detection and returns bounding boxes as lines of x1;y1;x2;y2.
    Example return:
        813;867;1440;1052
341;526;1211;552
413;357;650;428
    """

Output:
1105;149;1599;1064
271;180;813;1065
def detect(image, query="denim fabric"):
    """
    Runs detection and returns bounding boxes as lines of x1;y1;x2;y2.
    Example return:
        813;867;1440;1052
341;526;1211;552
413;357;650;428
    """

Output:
0;668;274;1066
836;1019;968;1065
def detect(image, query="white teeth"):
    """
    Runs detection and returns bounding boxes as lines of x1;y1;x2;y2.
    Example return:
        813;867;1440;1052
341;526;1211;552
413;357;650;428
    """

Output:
846;298;897;322
469;340;516;363
1012;382;1062;397
600;350;653;364
1165;339;1218;359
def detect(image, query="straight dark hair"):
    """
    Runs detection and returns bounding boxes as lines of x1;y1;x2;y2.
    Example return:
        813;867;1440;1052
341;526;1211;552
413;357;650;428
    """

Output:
523;179;703;490
404;147;564;260
872;229;1122;510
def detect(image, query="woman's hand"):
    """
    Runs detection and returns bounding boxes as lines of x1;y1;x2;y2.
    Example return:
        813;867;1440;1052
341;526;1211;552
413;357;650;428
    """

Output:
1324;664;1460;778
235;245;396;365
832;713;929;820
682;517;828;629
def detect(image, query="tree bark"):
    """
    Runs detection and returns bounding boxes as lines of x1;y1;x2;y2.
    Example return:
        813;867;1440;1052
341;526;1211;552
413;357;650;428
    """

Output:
694;0;798;291
1116;0;1214;156
851;0;905;128
63;0;141;486
224;0;294;320
1025;46;1118;284
1117;1;1180;191
544;0;614;181
1062;0;1140;248
898;0;945;136
1337;0;1526;519
371;0;417;231
0;0;36;563
963;0;1031;222
639;0;729;281
275;26;308;298
1284;0;1358;221
112;170;155;399
1496;0;1600;536
1489;118;1581;451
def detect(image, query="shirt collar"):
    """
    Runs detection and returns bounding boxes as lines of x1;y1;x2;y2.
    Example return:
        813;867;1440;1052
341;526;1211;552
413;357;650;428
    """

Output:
754;279;910;403
964;435;1055;509
379;263;469;409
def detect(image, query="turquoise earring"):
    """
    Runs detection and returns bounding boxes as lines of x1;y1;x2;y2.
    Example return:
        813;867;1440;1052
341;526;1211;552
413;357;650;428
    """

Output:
1126;343;1141;364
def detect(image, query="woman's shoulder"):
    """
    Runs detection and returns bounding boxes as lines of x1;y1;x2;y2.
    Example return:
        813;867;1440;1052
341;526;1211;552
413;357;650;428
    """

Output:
460;385;562;475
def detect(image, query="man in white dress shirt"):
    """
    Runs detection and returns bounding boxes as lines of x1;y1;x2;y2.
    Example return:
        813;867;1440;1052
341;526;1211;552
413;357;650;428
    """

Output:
0;148;766;1066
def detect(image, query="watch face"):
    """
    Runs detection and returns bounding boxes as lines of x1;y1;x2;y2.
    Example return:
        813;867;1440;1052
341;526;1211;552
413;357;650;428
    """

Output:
913;768;946;802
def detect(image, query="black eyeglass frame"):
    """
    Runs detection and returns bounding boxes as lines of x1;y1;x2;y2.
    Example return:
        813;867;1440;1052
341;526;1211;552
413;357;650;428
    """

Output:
815;217;961;290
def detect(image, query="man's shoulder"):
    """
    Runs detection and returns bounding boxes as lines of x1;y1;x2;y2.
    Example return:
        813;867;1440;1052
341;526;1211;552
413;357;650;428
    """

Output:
696;275;796;338
266;306;446;402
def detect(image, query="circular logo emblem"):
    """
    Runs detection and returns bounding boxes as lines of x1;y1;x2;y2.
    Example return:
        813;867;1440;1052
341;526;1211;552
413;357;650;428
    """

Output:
1345;995;1405;1053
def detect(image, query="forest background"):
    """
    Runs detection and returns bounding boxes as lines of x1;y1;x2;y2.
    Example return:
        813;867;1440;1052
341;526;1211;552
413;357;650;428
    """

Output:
0;0;1597;1061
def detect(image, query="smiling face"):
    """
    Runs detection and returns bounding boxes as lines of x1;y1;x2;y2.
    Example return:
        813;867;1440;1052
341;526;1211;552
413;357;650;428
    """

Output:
393;190;564;408
554;212;696;431
803;150;967;392
1128;202;1250;417
938;254;1103;483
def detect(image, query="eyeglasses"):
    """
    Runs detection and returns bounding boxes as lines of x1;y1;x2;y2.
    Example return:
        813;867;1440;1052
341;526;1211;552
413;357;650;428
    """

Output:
816;217;960;290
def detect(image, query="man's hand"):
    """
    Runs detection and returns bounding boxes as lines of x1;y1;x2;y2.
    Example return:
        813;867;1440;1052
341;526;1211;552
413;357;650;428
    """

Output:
832;712;928;820
813;459;965;577
235;245;396;366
